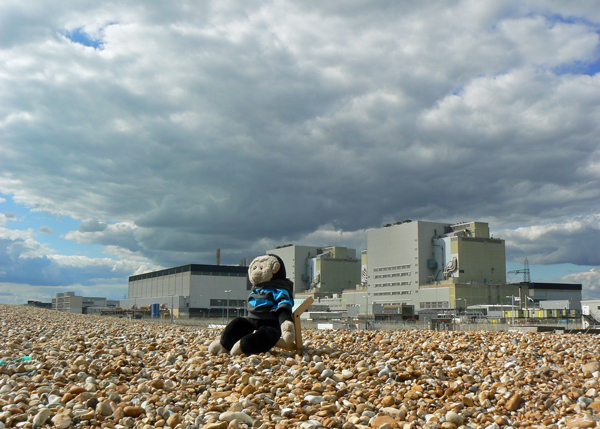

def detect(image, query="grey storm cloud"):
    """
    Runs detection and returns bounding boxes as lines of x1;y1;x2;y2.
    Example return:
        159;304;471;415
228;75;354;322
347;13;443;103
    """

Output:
78;219;107;233
0;1;598;277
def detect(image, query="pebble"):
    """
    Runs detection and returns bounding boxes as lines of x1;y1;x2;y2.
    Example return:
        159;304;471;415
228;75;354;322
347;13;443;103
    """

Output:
32;408;51;427
2;304;600;429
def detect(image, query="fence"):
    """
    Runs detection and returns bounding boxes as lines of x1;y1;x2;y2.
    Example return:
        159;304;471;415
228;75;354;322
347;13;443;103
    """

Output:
130;315;584;333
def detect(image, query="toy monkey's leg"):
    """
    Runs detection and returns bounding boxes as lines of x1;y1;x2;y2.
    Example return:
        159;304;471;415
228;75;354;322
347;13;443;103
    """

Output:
239;321;281;355
221;317;255;351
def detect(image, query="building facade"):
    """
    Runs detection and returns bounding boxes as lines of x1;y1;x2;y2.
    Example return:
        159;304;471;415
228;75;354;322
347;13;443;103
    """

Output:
267;245;361;294
121;264;249;318
366;220;506;313
52;292;116;314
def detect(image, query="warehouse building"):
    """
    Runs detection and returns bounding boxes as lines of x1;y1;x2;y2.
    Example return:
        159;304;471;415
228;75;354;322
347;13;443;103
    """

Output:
120;264;249;319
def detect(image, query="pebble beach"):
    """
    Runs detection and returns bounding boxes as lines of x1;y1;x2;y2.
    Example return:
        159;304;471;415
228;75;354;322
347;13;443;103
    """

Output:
1;304;600;429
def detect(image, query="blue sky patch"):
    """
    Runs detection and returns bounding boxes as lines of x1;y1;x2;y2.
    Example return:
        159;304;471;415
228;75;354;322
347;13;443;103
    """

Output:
62;27;103;49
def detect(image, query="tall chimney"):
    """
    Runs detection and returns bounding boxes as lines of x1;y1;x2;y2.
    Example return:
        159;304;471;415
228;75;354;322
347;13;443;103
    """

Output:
216;248;221;266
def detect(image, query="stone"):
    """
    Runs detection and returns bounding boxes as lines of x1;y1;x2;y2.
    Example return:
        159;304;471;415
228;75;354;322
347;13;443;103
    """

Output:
167;413;181;427
51;414;72;429
220;411;254;425
505;393;522;411
371;415;397;428
97;401;113;416
582;362;600;375
445;411;463;425
33;408;51;427
123;406;146;417
567;416;596;428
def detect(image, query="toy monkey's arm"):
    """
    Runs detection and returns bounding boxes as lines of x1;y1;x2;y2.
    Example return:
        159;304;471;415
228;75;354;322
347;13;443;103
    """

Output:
276;308;295;346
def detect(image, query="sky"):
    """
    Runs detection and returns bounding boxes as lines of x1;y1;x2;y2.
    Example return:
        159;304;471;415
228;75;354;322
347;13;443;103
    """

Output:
1;1;599;304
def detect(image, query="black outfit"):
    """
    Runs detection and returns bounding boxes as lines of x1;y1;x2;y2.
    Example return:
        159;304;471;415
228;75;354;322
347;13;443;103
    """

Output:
219;257;295;355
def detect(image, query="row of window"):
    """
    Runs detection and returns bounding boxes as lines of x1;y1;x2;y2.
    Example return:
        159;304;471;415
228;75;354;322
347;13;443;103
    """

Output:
374;281;411;287
420;301;450;309
209;299;246;307
374;290;411;296
373;264;411;272
373;272;411;279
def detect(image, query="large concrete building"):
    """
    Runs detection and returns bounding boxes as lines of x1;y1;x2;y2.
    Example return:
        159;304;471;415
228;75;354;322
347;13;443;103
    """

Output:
121;264;249;318
267;245;361;294
52;292;118;314
365;220;506;313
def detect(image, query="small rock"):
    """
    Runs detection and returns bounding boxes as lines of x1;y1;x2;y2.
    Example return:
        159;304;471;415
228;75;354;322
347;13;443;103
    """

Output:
33;408;51;427
167;413;182;427
567;417;596;428
506;393;522;411
51;414;72;429
123;406;146;417
371;415;397;428
97;401;113;416
220;411;254;425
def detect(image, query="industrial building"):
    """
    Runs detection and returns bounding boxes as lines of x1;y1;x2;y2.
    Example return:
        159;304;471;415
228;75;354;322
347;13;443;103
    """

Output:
52;292;118;314
120;264;249;318
365;220;506;313
267;245;361;294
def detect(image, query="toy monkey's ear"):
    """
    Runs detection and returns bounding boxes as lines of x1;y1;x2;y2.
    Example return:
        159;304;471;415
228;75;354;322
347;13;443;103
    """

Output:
270;257;280;274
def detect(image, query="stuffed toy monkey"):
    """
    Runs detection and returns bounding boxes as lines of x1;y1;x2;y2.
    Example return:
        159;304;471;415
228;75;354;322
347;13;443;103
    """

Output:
209;254;295;355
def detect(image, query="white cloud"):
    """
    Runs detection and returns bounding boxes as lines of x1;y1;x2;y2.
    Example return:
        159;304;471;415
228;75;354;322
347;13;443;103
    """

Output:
561;268;600;300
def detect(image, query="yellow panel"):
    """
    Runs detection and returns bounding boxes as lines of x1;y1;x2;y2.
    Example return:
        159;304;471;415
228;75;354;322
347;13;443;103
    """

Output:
451;238;458;253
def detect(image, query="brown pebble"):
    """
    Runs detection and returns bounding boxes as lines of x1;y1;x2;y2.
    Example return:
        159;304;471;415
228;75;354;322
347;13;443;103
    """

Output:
567;416;596;428
123;406;146;417
167;413;181;427
506;393;522;411
371;415;397;428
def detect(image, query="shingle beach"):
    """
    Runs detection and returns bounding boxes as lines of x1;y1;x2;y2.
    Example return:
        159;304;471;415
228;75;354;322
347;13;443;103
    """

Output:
1;304;599;429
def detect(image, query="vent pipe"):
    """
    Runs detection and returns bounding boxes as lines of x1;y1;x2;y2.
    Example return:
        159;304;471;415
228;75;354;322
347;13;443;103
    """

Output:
216;249;221;266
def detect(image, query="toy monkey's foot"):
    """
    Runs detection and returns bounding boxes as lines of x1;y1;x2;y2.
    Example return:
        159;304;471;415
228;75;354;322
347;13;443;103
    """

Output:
276;337;294;349
281;320;295;344
230;340;244;356
208;340;226;355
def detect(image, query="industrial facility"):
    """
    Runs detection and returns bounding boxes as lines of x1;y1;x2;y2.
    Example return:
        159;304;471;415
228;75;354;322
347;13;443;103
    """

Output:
44;219;584;329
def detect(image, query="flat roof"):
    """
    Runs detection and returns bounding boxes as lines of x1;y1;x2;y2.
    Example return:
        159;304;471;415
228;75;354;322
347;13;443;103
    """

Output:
129;264;248;282
528;282;582;291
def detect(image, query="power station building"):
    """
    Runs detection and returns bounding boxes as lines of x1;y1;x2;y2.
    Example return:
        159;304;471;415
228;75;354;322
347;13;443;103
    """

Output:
365;220;506;313
120;264;249;318
267;245;361;294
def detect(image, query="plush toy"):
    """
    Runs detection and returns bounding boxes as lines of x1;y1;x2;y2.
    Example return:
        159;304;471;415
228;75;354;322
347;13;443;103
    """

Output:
208;254;295;356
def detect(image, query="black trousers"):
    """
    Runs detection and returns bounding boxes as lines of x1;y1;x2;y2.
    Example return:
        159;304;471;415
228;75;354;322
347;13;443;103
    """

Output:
220;317;282;355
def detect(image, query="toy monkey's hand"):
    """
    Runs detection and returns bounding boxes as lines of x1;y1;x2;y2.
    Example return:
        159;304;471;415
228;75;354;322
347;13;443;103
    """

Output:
281;320;295;345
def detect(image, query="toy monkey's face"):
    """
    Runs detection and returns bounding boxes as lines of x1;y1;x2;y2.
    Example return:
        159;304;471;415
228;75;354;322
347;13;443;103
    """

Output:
249;255;280;286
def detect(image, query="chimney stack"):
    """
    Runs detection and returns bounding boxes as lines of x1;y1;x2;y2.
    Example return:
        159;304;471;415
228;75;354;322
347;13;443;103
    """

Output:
216;248;221;266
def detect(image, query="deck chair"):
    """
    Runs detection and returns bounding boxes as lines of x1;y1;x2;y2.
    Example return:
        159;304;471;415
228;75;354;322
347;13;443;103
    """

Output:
276;296;314;351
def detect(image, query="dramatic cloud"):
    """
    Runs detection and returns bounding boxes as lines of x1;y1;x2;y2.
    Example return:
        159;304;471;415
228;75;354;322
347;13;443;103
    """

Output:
562;268;600;301
0;1;599;301
498;216;600;266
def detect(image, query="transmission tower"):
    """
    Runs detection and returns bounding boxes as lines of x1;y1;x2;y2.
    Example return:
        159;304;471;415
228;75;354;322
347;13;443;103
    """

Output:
507;258;531;283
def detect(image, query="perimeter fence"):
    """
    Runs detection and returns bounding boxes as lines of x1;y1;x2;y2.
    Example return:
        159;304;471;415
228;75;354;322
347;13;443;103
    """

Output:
131;315;584;332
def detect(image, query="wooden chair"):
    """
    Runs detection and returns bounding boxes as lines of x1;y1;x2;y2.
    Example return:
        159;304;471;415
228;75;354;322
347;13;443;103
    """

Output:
276;296;314;351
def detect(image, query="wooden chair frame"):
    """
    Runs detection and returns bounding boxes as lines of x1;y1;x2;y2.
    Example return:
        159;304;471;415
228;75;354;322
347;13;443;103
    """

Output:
277;296;314;351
